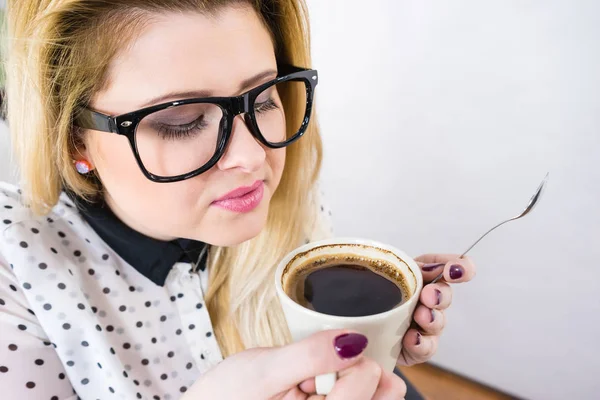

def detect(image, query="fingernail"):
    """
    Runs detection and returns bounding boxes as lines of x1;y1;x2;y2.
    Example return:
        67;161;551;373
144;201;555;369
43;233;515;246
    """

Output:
430;309;435;323
334;333;368;359
422;263;445;272
449;264;464;280
435;289;442;305
415;332;422;346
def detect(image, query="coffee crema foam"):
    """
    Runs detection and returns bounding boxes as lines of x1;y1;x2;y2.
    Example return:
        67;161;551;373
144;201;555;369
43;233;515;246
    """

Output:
283;253;412;314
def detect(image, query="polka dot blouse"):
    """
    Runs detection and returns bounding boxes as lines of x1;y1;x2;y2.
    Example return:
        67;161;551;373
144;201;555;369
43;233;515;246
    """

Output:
0;182;333;400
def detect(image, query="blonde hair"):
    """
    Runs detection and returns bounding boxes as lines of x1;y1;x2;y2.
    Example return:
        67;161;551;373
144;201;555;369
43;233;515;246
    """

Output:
5;0;323;356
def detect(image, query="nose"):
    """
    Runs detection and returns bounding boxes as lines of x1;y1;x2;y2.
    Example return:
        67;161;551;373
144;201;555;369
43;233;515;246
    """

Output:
216;114;266;173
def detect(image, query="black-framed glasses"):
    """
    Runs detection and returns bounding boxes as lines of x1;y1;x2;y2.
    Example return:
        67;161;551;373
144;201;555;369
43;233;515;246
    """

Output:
74;65;318;182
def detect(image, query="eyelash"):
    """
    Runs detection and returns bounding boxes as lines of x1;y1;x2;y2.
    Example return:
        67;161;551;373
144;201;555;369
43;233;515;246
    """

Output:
254;98;279;114
156;116;208;140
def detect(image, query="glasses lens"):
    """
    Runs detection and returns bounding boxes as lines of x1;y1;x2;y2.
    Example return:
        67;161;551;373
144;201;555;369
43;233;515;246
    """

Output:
254;79;309;144
135;103;224;177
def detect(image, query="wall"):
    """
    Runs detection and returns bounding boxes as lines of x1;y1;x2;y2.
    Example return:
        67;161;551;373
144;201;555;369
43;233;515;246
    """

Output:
306;1;600;399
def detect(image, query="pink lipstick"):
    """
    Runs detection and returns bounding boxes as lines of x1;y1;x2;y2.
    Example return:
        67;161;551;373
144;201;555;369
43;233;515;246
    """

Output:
211;180;264;213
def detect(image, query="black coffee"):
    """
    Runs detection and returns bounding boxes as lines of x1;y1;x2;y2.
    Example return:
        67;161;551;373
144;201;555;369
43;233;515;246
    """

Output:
284;256;408;317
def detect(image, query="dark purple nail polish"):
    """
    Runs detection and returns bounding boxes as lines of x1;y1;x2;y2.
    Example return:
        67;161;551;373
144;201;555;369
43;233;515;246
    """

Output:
422;263;445;272
435;289;442;305
449;264;464;280
415;332;422;346
334;333;368;359
430;309;435;323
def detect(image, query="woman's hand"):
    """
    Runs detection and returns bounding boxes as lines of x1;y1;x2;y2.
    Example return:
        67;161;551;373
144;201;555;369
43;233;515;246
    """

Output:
397;254;477;366
185;330;407;399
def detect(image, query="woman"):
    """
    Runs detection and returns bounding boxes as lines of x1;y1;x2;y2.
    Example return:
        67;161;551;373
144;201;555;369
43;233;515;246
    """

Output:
0;0;476;399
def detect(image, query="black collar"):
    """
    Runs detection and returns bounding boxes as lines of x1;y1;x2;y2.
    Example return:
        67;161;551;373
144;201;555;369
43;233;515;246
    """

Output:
72;195;207;286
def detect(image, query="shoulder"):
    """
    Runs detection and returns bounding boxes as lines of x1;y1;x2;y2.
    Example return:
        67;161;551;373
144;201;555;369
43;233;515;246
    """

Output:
0;181;84;268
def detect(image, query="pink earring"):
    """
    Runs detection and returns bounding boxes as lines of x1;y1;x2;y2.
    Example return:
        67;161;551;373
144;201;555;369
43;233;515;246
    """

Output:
74;160;93;174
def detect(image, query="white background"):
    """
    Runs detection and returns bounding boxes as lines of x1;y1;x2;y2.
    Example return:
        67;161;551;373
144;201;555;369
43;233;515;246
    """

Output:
1;1;599;399
307;1;599;399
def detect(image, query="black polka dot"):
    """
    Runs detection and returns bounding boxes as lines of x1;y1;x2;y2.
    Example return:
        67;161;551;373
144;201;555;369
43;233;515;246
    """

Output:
22;282;31;290
196;303;203;309
51;396;59;400
0;366;8;373
43;341;51;346
160;315;167;322
31;227;39;234
206;331;212;337
177;293;184;298
47;217;53;223
38;262;47;270
26;381;35;389
97;362;102;369
123;371;128;378
91;306;98;313
123;343;131;350
43;303;52;310
167;351;174;358
180;386;187;393
0;299;4;306
81;341;89;347
62;323;71;330
136;321;143;328
3;219;12;224
151;337;157;344
33;359;44;366
57;283;66;290
96;324;102;332
133;379;140;386
153;396;160;400
141;359;149;366
102;254;109;260
186;362;193;369
175;329;182;335
18;324;27;331
66;361;75;367
170;296;176;302
200;353;205;360
119;305;126;312
81;378;89;385
161;373;168;380
58;373;65;379
137;393;142;399
106;325;114;332
9;284;16;292
58;231;66;238
88;268;95;275
110;347;116;355
145;301;151;307
4;205;12;209
77;303;85;310
189;324;195;330
74;250;81;257
19;241;28;248
102;287;110;294
27;308;35;316
115;270;121;276
50;247;57;254
109;387;115;393
129;286;135;292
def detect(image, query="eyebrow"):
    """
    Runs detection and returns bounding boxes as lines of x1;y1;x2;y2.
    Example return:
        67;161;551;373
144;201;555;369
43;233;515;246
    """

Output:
140;69;278;108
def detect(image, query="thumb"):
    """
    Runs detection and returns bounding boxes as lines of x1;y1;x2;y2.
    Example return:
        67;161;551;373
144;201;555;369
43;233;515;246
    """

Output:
266;330;368;393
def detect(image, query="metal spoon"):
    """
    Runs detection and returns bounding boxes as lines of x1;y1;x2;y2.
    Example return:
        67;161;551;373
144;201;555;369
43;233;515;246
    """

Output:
431;172;550;284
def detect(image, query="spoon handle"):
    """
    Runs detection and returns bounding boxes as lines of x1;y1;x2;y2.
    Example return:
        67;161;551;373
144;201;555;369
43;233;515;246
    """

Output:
429;217;514;284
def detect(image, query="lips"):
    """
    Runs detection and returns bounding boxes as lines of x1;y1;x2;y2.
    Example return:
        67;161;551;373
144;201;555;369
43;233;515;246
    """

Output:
211;180;265;213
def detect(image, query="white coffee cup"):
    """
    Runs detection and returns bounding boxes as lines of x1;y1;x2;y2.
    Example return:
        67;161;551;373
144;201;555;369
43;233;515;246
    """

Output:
275;237;423;395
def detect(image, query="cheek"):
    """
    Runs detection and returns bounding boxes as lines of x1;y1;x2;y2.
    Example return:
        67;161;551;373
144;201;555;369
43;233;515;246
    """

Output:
268;147;286;184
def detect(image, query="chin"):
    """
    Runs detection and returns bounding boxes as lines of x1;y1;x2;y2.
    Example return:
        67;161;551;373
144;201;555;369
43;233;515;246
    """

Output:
203;203;270;247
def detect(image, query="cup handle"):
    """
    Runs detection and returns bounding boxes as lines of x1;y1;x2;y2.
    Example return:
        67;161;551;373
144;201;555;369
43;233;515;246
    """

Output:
315;372;337;395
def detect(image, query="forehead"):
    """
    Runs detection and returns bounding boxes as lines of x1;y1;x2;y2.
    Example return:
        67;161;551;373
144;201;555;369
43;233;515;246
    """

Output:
94;5;277;114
